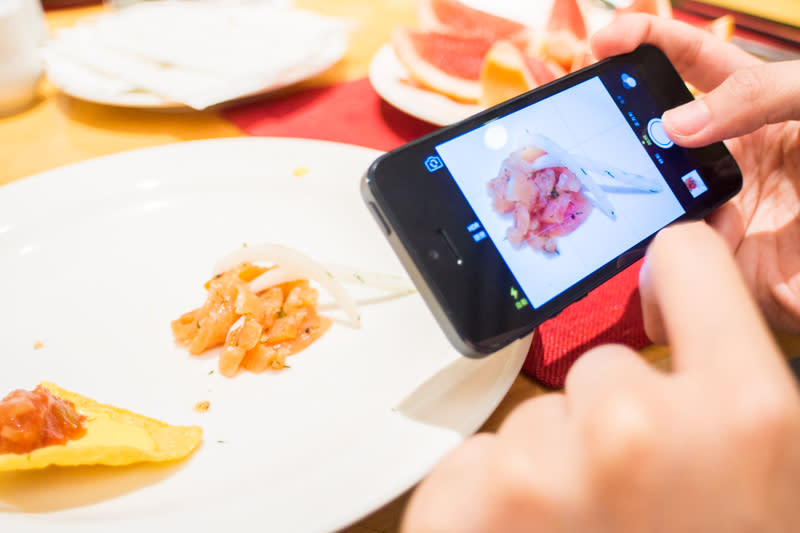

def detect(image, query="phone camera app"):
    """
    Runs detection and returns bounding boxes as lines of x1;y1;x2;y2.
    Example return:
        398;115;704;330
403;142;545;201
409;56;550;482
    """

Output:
424;155;444;173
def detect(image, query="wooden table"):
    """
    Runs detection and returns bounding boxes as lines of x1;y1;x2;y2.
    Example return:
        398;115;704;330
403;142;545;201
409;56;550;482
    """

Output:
3;2;800;531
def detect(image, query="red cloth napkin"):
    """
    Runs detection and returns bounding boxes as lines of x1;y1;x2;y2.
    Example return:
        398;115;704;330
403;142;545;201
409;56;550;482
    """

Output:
223;78;651;388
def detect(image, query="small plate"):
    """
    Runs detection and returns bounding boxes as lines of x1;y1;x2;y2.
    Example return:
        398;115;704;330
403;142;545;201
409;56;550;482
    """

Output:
368;43;483;127
42;3;349;110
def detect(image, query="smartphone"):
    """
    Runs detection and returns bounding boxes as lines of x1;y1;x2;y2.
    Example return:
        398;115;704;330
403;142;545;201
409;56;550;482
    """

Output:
361;44;742;357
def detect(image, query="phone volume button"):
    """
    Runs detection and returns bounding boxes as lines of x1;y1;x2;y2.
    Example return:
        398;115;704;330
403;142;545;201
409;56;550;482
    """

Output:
368;202;392;236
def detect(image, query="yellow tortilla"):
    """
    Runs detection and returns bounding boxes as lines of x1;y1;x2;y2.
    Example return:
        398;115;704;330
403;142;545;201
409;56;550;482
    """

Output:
0;382;202;472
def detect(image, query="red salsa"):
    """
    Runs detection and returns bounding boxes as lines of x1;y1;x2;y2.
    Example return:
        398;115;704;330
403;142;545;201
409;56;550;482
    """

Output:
0;385;87;455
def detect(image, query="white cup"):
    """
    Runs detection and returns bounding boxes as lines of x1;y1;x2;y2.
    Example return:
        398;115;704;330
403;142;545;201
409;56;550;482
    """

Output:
0;0;48;117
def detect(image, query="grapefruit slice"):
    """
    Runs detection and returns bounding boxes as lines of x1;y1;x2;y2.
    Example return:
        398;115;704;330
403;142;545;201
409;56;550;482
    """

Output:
536;30;585;70
418;0;528;41
392;26;491;102
569;46;595;73
479;41;535;107
546;0;587;40
525;0;589;71
707;14;735;41
525;55;561;85
616;0;673;18
480;41;564;107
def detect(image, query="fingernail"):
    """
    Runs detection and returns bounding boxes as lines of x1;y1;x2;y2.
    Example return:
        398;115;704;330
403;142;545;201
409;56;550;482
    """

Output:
663;99;711;136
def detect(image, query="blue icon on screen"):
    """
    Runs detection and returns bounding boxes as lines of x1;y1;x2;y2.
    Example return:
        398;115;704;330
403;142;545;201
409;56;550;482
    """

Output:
424;155;444;173
621;73;637;89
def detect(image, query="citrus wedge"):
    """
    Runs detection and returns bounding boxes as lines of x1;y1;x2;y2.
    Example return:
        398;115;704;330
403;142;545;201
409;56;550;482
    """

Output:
479;41;536;107
418;0;527;41
616;0;673;18
392;26;492;102
525;0;590;71
479;41;565;107
707;14;735;41
546;0;587;40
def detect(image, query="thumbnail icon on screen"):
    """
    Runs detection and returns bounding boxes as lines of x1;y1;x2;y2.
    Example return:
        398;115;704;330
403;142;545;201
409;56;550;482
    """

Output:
681;169;708;198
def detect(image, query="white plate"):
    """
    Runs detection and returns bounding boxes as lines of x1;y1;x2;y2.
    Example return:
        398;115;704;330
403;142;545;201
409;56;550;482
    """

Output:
0;138;528;532
42;3;349;110
369;43;483;127
44;41;347;110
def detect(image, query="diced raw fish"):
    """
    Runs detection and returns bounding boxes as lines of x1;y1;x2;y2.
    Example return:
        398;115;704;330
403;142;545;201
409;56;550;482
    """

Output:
556;170;581;193
507;204;531;246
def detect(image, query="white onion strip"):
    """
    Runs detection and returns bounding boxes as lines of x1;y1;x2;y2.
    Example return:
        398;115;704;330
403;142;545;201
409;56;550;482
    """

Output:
322;263;415;293
212;244;363;328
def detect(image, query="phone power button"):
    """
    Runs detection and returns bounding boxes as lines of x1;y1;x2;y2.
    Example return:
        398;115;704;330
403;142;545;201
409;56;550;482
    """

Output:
368;202;392;236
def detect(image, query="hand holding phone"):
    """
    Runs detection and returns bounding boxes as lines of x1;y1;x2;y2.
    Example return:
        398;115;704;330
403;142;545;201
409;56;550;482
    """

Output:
594;14;800;334
363;44;742;356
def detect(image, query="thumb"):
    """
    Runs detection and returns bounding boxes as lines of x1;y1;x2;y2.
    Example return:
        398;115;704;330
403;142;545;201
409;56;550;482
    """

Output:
662;60;800;147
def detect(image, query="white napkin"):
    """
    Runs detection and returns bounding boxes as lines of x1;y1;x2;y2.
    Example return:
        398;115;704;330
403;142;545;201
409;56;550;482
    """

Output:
393;334;531;437
42;1;353;109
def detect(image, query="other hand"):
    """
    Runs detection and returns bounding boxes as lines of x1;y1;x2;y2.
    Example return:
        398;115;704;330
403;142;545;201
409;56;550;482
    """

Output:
401;222;800;532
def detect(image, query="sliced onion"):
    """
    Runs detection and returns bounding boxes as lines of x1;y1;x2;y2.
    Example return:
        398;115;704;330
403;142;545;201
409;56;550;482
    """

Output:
529;153;562;172
212;244;361;328
247;266;300;293
322;264;415;293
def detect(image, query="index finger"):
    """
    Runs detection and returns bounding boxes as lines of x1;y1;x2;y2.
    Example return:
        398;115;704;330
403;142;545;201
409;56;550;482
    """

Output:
641;222;789;384
591;14;761;93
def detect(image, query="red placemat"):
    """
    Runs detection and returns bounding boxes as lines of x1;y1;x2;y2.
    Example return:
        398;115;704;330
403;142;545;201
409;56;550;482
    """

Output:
223;78;651;389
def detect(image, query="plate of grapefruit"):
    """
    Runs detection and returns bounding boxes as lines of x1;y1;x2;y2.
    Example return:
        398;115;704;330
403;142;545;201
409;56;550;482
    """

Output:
369;0;677;126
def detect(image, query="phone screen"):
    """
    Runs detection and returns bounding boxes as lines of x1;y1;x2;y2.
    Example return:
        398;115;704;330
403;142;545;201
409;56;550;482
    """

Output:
433;66;706;312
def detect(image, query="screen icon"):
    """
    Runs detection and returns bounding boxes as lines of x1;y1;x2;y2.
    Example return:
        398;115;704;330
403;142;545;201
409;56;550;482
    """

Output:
466;221;486;242
509;286;528;309
424;155;444;173
621;73;637;89
681;169;708;198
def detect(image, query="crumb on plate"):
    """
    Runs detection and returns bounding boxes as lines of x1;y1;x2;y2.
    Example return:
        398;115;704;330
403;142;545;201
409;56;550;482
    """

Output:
194;401;210;413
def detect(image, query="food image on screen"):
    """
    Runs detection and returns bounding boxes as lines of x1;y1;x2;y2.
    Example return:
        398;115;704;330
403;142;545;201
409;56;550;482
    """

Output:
488;144;592;254
436;75;688;308
487;133;665;254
